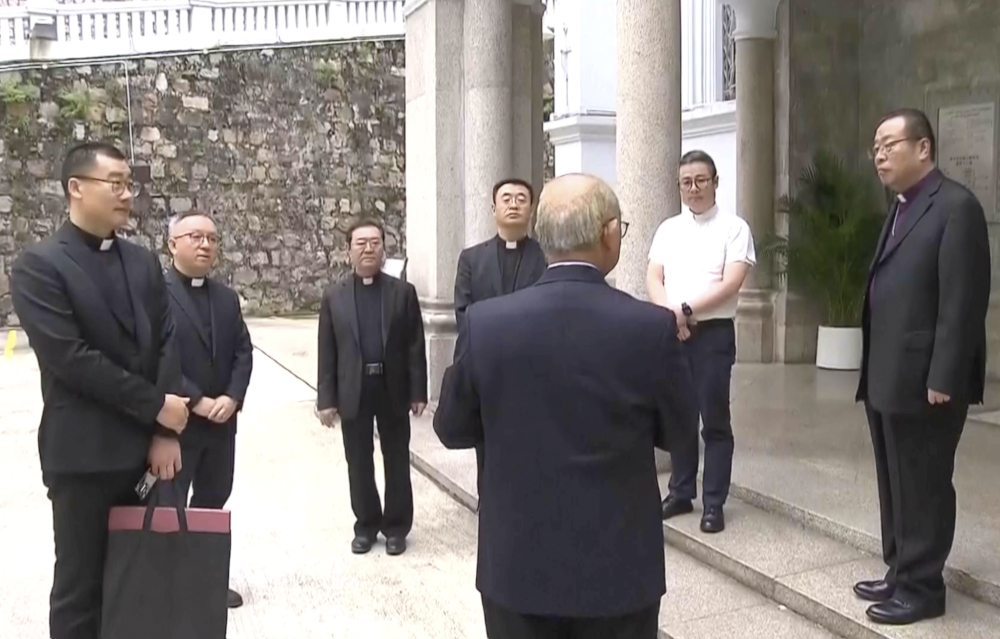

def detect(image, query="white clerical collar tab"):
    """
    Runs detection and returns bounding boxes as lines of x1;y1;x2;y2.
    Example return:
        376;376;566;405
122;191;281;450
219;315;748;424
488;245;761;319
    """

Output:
191;278;205;287
99;239;114;251
897;194;907;203
362;277;374;285
505;240;517;249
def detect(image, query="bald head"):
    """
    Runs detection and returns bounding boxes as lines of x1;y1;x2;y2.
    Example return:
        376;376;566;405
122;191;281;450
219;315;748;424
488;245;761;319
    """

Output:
536;174;621;254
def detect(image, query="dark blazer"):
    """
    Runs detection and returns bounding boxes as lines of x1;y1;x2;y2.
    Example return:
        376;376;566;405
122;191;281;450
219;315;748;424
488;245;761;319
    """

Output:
10;222;182;475
165;270;253;440
454;235;547;328
434;264;699;618
317;273;428;420
857;171;991;413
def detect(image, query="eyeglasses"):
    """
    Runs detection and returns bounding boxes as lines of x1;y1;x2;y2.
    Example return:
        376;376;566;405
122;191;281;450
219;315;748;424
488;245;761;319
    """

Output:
679;176;714;191
605;219;629;239
71;176;142;197
868;137;915;160
173;232;220;246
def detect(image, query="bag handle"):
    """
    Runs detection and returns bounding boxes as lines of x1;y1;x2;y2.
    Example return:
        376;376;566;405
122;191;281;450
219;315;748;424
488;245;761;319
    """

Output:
141;480;190;534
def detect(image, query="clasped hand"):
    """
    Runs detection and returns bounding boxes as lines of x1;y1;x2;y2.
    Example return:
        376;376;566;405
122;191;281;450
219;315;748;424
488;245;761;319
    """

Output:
193;395;238;423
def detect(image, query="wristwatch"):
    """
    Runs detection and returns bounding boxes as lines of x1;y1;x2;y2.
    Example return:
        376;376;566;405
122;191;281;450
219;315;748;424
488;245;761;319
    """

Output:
681;302;693;318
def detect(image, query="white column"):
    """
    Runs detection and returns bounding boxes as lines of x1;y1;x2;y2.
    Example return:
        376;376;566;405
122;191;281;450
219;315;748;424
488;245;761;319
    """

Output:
404;0;465;400
729;0;781;363
681;0;725;107
464;0;513;245
615;0;682;300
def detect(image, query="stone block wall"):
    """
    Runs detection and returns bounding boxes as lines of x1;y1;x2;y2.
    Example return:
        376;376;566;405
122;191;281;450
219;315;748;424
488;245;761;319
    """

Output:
0;40;405;324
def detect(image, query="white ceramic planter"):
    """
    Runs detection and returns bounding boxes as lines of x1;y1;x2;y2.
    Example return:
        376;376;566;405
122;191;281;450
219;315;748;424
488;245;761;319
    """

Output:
815;325;863;370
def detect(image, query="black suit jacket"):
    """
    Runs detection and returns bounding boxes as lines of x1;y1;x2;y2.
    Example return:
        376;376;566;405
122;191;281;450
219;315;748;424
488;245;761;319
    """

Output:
317;273;428;420
10;222;182;475
165;270;253;440
857;171;991;413
454;235;547;329
434;264;699;618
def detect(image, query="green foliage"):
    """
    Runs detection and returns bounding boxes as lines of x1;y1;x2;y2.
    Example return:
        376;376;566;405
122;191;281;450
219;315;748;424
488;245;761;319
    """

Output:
760;150;885;327
57;88;97;121
0;79;40;105
313;59;342;89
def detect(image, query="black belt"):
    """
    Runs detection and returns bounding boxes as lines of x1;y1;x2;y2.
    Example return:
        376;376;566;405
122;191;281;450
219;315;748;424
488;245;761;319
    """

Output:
691;318;734;330
363;362;384;376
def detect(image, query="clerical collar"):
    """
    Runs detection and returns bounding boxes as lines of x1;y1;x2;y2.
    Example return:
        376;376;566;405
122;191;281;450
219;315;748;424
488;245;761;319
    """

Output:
498;235;527;250
174;266;206;288
71;222;116;252
354;272;380;286
897;168;939;204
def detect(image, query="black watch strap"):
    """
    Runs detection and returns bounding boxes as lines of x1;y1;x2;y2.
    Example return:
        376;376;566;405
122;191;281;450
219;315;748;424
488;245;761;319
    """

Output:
681;302;693;317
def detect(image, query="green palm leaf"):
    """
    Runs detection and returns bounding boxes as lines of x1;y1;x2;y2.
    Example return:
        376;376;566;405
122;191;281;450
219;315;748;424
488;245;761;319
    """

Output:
759;150;885;327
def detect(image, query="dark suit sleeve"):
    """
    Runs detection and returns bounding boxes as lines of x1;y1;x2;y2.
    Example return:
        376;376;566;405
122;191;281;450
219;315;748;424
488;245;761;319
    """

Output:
225;295;254;407
454;249;472;330
407;284;428;404
653;316;699;452
433;307;482;448
10;249;165;431
928;197;991;396
151;259;185;438
180;375;204;407
317;291;338;410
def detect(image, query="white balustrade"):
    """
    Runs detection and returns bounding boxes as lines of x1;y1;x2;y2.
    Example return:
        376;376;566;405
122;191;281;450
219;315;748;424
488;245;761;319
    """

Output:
0;0;404;63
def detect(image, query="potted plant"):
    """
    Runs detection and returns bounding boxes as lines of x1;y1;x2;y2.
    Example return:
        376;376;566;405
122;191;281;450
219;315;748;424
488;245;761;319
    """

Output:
761;150;885;370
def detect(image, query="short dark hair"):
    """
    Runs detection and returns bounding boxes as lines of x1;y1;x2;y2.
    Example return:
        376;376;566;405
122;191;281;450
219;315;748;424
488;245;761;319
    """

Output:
60;142;127;199
877;108;936;161
679;150;718;178
347;217;385;245
492;178;534;204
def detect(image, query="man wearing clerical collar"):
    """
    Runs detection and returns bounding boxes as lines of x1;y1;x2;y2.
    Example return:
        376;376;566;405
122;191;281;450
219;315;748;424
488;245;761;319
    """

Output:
452;178;547;504
317;218;428;556
165;210;253;609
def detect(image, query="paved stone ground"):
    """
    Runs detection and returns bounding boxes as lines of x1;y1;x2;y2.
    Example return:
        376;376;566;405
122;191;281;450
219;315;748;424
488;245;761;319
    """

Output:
0;348;484;639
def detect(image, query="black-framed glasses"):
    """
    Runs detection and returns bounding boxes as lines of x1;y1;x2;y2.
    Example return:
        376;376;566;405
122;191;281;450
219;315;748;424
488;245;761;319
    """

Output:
867;137;915;160
679;176;714;191
71;175;142;197
174;231;220;246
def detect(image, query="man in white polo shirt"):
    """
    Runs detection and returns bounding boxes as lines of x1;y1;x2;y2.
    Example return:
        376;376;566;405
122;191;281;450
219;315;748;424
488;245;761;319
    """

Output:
646;150;755;534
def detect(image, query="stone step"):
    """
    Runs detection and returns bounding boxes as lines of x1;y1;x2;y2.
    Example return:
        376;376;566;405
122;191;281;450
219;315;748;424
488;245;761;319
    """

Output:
406;417;839;639
660;496;1000;639
728;481;1000;609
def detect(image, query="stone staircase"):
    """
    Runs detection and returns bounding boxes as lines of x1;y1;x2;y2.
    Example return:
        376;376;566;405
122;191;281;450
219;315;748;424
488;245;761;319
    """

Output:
407;413;1000;639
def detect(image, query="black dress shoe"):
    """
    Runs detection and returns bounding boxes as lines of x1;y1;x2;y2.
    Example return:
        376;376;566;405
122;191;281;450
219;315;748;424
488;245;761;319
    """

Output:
661;496;694;520
866;597;945;625
700;506;725;533
351;534;375;554
853;579;894;603
227;588;243;609
386;536;407;556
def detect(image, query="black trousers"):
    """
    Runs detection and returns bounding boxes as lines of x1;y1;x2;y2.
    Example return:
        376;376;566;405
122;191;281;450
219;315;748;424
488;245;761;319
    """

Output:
865;401;967;604
176;430;237;510
667;319;736;507
341;376;413;538
44;469;144;639
482;596;659;639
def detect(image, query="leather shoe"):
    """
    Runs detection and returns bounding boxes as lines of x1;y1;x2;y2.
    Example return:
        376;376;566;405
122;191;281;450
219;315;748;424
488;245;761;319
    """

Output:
227;588;243;609
853;579;894;603
866;597;945;625
351;534;375;554
661;496;694;520
700;506;725;533
386;536;407;556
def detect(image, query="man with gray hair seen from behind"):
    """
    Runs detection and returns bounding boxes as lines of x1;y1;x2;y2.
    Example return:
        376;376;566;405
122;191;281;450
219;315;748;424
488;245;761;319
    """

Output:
434;173;699;639
165;210;254;608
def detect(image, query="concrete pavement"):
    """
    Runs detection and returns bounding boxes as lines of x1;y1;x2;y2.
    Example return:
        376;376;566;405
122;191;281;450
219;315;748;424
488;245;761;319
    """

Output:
0;347;484;639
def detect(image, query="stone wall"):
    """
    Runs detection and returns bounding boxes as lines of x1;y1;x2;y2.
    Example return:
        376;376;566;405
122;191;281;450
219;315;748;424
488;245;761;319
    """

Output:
0;40;405;325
